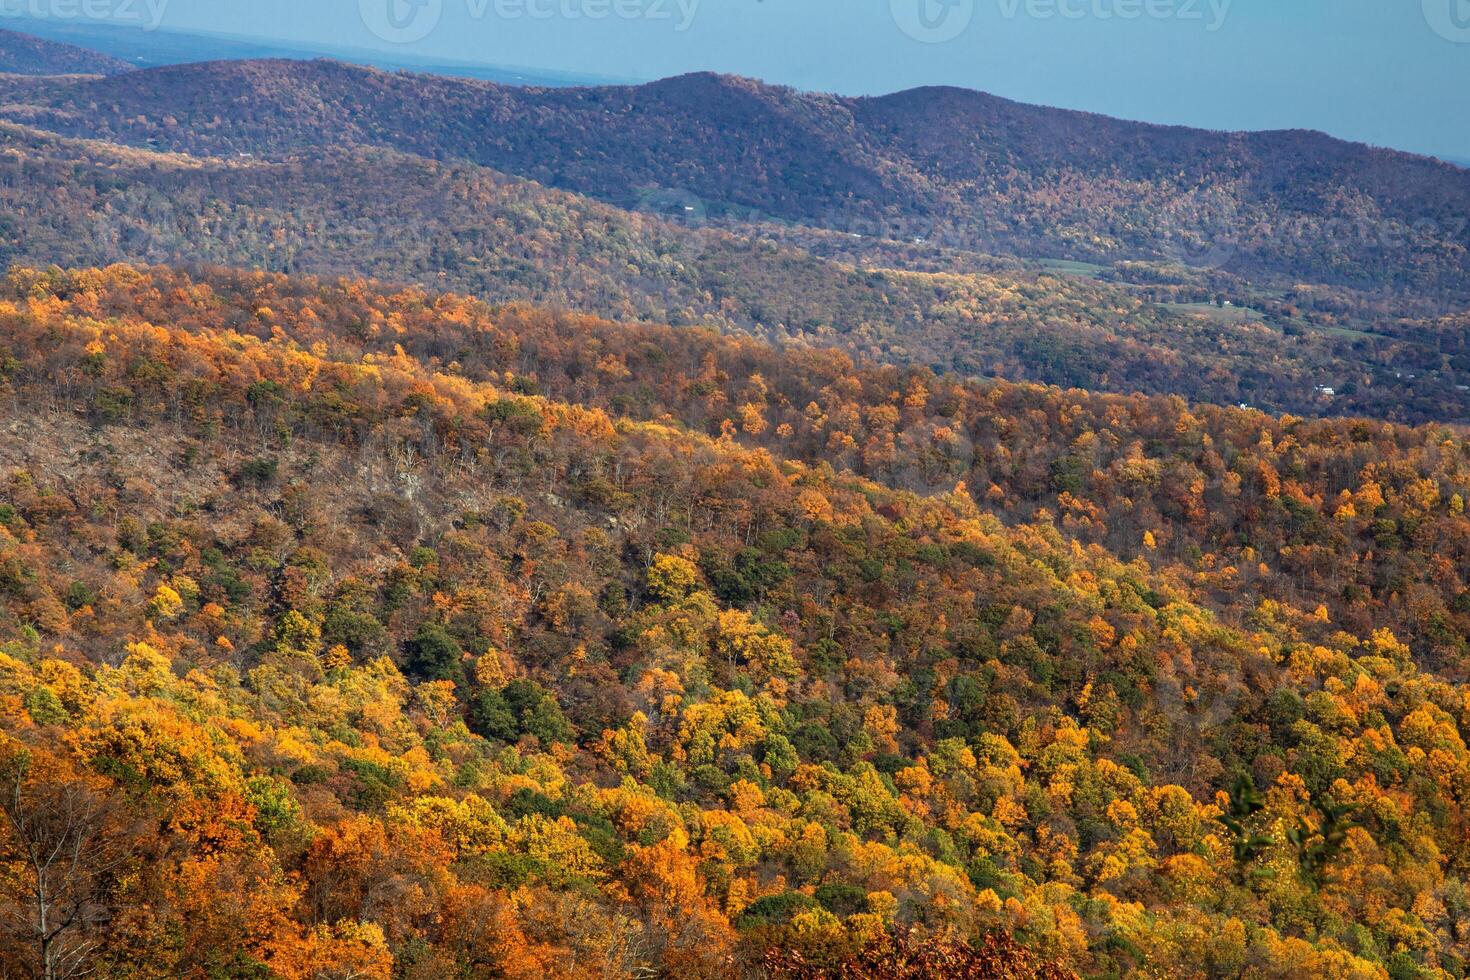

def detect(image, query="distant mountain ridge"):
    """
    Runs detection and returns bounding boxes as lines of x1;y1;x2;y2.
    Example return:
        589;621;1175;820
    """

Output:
4;118;1469;424
5;58;1468;300
0;26;131;75
0;17;623;85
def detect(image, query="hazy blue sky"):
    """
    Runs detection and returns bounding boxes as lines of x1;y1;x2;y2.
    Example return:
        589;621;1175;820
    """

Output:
15;0;1470;159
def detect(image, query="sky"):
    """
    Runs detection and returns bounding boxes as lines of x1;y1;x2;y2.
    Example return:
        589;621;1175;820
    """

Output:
7;0;1470;161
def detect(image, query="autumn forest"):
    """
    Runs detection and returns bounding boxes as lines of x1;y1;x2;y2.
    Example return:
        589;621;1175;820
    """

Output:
1;22;1470;980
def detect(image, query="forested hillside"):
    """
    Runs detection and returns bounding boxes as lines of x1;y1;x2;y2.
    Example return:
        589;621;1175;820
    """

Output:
2;124;1468;424
0;27;130;76
1;25;1469;980
3;266;1470;977
19;266;1470;667
5;59;1468;301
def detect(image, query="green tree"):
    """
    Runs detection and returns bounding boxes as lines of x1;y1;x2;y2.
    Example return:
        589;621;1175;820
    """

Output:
404;623;466;689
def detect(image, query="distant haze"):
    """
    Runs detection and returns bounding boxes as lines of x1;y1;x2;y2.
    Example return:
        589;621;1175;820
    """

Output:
5;0;1469;161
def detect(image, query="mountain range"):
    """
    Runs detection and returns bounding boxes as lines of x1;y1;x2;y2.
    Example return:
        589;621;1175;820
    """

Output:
2;25;1470;980
5;57;1467;302
0;26;131;76
0;54;1468;424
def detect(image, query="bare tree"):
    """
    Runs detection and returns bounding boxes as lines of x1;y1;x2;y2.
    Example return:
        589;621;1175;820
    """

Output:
0;748;131;980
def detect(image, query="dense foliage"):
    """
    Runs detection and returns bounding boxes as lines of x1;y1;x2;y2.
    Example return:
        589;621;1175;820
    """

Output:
3;266;1470;977
1;124;1469;424
5;61;1468;302
11;265;1467;667
0;28;130;77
